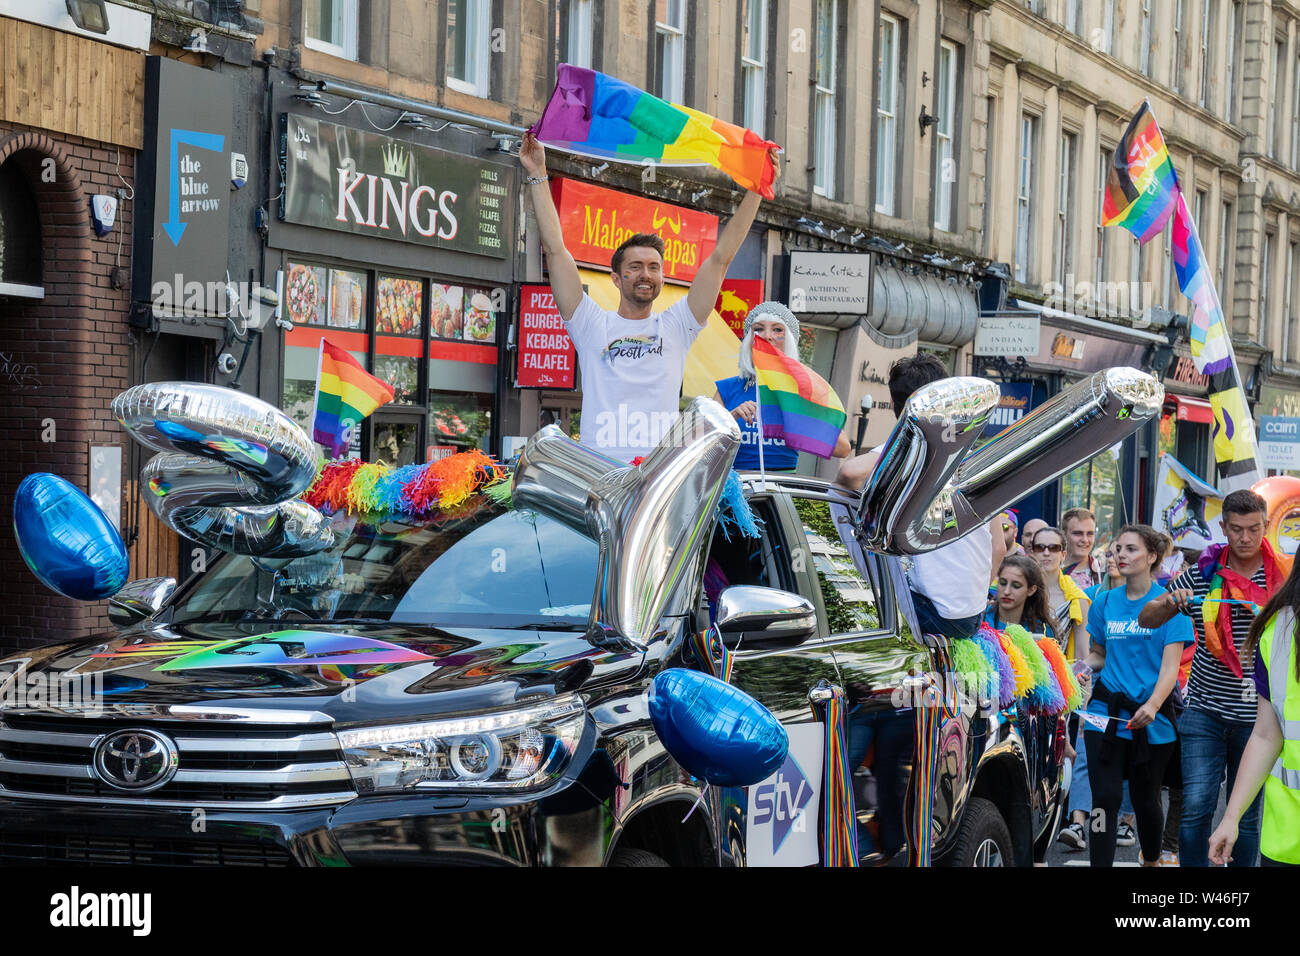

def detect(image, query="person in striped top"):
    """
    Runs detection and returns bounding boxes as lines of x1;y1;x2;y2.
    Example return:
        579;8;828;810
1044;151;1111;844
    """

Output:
1138;489;1284;867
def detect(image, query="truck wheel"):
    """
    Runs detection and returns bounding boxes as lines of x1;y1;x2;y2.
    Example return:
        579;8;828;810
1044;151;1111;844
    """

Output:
608;848;670;867
938;797;1012;867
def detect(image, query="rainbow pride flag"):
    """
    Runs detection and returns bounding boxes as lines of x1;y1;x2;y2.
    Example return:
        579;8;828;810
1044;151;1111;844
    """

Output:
753;337;845;458
532;64;779;198
1102;101;1259;487
1102;100;1178;243
312;339;395;458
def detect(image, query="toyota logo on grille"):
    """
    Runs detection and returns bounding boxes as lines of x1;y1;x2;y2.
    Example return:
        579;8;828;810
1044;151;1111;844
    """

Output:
92;729;178;792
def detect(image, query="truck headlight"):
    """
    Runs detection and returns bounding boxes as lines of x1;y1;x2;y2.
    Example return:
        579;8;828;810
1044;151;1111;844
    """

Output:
336;696;586;794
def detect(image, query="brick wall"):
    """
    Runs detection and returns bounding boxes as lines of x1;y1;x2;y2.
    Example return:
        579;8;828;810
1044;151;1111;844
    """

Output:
0;123;135;656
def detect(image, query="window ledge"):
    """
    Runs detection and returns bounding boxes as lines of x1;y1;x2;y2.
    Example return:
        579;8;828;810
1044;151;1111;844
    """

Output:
0;282;44;300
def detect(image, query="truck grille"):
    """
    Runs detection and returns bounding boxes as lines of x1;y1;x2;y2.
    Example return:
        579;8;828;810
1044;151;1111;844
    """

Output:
0;828;295;866
0;713;356;809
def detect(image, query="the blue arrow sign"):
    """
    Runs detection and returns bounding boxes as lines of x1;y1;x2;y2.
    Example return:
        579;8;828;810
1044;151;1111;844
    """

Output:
163;128;225;246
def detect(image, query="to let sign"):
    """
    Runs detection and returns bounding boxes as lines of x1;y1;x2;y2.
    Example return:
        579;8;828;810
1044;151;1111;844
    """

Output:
975;313;1041;357
788;252;873;313
551;178;718;281
517;285;576;389
1260;416;1300;470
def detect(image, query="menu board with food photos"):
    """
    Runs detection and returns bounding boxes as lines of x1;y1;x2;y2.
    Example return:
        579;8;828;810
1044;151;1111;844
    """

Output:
429;283;464;340
376;275;423;335
285;262;328;326
328;268;367;329
462;288;497;343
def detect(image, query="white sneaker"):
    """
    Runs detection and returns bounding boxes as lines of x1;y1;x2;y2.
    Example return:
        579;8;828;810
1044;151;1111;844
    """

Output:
1116;822;1136;847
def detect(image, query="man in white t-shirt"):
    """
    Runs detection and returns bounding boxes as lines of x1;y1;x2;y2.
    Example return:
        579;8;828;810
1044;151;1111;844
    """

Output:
836;354;1006;640
519;131;780;461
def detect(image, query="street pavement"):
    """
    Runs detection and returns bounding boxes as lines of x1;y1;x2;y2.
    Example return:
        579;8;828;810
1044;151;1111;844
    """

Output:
1046;780;1230;867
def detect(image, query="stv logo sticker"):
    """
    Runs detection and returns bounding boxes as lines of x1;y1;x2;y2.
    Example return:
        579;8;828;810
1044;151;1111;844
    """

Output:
751;749;813;854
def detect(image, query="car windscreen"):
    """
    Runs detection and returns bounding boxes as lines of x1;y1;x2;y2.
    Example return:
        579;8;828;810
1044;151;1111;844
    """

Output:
169;501;598;630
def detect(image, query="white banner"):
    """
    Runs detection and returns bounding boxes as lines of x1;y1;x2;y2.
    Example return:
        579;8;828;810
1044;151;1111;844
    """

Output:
1153;454;1225;553
745;723;823;866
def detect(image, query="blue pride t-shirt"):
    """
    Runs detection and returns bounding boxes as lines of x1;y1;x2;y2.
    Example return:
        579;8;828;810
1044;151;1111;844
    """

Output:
1085;582;1191;745
715;376;800;471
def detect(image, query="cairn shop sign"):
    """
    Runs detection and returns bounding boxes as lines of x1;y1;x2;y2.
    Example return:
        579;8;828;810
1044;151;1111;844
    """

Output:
280;115;515;259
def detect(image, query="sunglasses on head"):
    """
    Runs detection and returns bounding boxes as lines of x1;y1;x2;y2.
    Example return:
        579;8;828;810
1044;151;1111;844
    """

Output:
1032;543;1064;553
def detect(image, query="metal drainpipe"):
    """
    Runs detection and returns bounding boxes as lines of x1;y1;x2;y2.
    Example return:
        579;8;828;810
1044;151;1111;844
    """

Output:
291;74;530;138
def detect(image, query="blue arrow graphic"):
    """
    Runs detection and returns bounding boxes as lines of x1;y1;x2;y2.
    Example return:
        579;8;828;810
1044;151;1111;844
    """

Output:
163;128;225;246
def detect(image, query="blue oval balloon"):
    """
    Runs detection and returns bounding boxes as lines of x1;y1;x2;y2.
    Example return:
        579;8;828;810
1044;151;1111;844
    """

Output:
648;668;789;787
13;473;129;600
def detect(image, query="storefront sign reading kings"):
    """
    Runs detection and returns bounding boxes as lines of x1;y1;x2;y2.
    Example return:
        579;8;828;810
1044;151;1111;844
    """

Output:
517;285;576;389
280;114;515;258
550;178;718;281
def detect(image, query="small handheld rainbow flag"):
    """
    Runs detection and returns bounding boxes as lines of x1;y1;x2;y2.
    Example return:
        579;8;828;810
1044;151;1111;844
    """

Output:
1102;100;1178;243
532;64;779;198
752;337;846;459
311;339;395;458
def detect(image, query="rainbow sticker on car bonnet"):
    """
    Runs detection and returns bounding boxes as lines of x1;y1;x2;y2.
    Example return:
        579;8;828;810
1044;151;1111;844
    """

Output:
154;631;435;671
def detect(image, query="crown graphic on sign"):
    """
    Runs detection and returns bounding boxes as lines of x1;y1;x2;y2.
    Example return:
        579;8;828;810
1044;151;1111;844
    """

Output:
381;143;410;178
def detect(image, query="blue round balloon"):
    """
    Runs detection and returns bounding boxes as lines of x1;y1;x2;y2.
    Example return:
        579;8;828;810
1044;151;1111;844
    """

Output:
13;473;129;600
648;668;788;787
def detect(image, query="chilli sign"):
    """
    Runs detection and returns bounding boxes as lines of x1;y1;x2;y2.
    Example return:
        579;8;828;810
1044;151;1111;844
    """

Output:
551;178;719;282
517;285;576;389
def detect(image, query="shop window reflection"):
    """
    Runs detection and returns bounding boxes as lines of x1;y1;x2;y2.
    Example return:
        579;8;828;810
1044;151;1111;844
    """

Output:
429;389;492;454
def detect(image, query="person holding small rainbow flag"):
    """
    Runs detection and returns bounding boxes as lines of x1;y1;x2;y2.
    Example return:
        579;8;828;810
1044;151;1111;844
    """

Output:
713;301;850;472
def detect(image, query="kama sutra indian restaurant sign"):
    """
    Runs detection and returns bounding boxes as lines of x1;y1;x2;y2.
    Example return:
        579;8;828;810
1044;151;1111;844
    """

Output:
550;178;718;281
517;285;576;389
279;114;515;258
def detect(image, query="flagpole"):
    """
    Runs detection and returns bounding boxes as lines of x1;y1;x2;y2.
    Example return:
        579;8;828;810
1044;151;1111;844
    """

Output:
755;377;767;493
1177;189;1264;483
310;338;325;457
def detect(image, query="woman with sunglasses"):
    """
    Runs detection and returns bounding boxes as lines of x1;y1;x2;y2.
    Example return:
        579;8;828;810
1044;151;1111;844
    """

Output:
1083;524;1193;867
1032;526;1090;660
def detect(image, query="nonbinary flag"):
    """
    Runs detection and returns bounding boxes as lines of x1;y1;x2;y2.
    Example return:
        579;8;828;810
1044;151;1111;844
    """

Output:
311;339;394;458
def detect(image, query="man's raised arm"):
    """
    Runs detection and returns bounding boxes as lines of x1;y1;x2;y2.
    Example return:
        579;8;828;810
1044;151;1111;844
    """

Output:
520;132;584;321
686;148;781;325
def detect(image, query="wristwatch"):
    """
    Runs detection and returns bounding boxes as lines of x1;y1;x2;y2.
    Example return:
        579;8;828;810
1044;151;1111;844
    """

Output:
523;175;549;186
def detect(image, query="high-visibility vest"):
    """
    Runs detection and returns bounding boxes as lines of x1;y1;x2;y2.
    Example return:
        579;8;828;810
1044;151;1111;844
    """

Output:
1258;607;1300;864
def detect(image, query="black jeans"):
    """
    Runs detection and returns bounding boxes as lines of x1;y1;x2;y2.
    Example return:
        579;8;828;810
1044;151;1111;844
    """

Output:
1083;729;1175;867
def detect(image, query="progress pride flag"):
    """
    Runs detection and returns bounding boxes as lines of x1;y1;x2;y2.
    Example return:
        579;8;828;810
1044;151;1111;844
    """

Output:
516;284;576;389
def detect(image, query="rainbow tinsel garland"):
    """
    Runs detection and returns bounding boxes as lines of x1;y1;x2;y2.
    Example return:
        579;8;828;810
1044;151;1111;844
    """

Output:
302;453;762;541
303;450;507;516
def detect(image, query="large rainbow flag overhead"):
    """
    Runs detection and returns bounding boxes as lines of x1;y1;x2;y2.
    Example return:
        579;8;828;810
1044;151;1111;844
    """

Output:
1102;100;1179;243
753;337;846;459
532;64;779;198
312;339;395;458
1102;100;1259;488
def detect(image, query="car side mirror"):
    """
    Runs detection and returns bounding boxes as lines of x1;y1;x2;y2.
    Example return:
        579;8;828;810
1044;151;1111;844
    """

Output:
107;577;177;628
715;585;818;651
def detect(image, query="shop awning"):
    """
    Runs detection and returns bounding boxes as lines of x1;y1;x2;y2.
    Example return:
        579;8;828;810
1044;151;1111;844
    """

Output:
576;268;740;399
862;265;979;346
1167;394;1213;424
